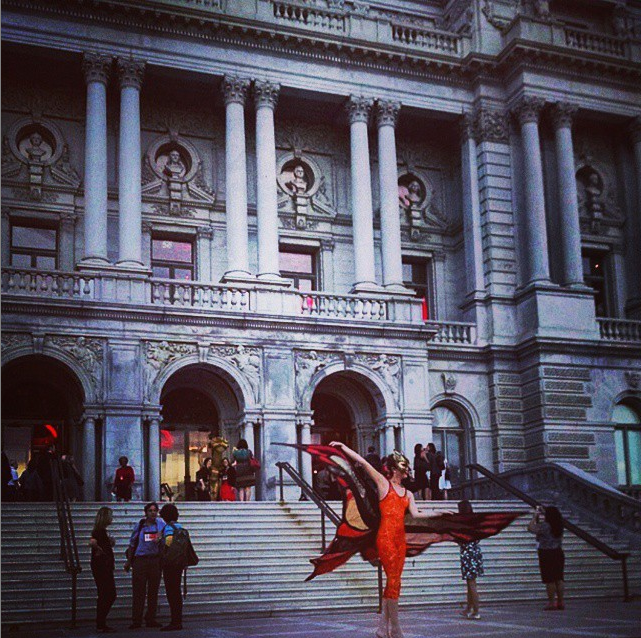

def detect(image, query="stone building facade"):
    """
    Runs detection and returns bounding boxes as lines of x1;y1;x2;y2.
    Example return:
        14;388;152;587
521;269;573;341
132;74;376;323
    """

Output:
1;0;640;501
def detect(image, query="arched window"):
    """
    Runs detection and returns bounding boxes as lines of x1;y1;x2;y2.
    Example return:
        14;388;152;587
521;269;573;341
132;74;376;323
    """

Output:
613;403;641;488
431;405;467;485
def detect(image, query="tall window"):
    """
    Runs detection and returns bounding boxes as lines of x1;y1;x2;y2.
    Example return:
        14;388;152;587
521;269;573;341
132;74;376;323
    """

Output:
613;403;641;489
582;250;611;317
10;222;58;270
402;257;432;320
279;247;318;291
151;236;194;280
431;405;466;485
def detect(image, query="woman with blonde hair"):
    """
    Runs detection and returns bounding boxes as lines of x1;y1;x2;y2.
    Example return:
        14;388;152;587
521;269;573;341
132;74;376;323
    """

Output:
90;506;117;633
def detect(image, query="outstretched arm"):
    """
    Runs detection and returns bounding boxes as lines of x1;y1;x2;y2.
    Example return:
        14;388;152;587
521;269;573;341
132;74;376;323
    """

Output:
407;492;455;519
329;441;388;495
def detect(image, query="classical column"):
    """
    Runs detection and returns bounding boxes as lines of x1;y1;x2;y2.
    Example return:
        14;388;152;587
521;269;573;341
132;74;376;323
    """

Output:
254;80;284;282
142;221;153;269
629;117;641;313
550;103;583;287
117;58;145;268
197;226;214;282
376;100;406;291
80;53;111;266
148;417;161;501
82;416;96;500
241;421;255;450
384;424;395;456
222;76;251;280
300;421;313;486
513;96;550;284
346;96;378;292
460;113;485;295
59;213;77;271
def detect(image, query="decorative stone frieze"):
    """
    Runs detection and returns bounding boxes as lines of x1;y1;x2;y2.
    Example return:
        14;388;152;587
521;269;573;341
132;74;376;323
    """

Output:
375;100;400;128
82;52;112;85
221;75;250;106
45;335;104;377
253;80;280;110
356;353;401;410
345;96;373;124
1;332;32;352
474;108;509;143
512;96;545;125
117;58;145;90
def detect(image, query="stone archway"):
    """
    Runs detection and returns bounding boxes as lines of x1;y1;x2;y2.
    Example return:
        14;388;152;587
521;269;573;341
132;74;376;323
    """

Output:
1;355;85;481
158;363;246;501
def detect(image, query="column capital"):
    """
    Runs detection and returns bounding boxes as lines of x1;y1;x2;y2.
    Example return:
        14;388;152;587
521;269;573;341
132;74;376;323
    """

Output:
60;211;77;226
253;79;280;110
459;111;477;143
475;107;509;143
512;96;545;126
82;52;112;85
375;99;401;128
197;225;214;240
222;75;250;106
142;220;154;233
346;95;373;125
549;102;578;130
117;57;145;90
629;116;641;144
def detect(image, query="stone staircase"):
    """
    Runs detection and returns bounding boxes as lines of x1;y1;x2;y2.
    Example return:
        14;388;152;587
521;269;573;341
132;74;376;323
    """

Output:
2;500;639;629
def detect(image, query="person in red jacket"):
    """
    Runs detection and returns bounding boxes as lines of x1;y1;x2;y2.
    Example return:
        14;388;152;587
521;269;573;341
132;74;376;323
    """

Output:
113;457;135;502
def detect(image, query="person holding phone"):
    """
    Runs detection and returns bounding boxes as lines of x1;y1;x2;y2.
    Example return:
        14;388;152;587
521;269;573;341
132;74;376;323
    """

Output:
124;502;166;629
528;505;565;610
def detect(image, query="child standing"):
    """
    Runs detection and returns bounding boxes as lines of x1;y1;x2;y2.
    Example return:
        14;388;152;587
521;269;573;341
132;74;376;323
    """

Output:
458;500;484;620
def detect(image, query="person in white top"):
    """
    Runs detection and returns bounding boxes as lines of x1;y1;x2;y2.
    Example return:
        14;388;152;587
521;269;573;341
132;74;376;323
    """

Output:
439;457;452;500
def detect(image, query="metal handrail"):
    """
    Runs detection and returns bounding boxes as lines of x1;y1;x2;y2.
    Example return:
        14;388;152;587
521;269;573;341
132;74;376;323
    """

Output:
276;460;385;611
461;463;631;601
51;454;82;627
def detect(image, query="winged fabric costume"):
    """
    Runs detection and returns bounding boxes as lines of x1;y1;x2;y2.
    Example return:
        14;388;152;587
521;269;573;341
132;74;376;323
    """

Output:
282;444;522;585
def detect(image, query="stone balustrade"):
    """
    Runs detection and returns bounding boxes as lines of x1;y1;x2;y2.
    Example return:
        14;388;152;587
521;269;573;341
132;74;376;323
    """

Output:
391;23;461;55
272;0;346;32
598;318;641;342
426;320;476;344
300;291;388;321
151;279;252;312
1;267;95;299
564;28;626;57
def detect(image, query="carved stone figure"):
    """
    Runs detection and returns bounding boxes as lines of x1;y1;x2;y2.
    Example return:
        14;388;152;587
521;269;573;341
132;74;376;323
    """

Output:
399;180;423;208
229;344;261;398
144;341;196;398
163;149;187;180
69;336;99;373
295;350;328;400
285;164;309;195
371;354;401;409
25;132;48;163
532;0;551;20
442;372;457;394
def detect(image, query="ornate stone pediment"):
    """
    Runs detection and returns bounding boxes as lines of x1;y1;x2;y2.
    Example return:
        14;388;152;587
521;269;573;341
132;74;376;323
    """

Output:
142;133;215;216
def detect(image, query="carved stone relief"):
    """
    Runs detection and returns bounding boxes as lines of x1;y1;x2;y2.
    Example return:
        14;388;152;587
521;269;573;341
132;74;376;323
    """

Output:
209;344;261;400
1;332;32;352
356;353;402;410
144;340;198;399
397;169;447;241
142;134;215;216
2;117;80;200
294;350;335;401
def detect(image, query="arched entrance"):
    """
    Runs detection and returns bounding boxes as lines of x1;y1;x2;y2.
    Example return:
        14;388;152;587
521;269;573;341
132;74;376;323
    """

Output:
159;363;244;500
309;371;383;454
431;404;469;486
1;355;84;477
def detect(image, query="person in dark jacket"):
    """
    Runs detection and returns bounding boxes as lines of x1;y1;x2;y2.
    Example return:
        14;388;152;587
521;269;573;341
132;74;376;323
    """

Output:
159;504;187;631
413;444;429;500
364;446;383;473
90;506;117;633
62;454;84;501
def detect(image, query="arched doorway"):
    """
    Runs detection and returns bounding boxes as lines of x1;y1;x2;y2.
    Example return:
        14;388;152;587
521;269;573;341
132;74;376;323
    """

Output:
431;405;468;486
1;355;84;477
309;371;382;454
159;364;244;500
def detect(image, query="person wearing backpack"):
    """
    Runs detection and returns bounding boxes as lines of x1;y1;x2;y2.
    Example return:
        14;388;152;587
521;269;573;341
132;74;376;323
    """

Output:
159;504;198;632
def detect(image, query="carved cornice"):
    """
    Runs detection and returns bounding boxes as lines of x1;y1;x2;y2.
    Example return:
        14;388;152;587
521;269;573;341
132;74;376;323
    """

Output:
82;52;112;86
375;100;401;128
346;96;373;125
117;57;145;90
474;108;509;143
222;75;250;106
512;96;545;126
253;79;280;111
549;102;578;130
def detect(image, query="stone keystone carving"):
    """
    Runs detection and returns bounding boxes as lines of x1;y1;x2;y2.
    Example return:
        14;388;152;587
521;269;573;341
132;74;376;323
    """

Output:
442;372;457;394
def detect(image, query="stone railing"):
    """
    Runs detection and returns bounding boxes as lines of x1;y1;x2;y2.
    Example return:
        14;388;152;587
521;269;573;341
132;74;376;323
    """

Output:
272;0;346;33
300;292;387;321
598;318;641;342
391;23;461;55
426;320;476;344
454;462;641;544
1;267;95;299
151;279;252;312
564;27;626;57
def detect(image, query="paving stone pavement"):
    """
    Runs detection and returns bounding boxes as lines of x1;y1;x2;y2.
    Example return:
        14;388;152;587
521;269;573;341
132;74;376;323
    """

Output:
6;600;641;638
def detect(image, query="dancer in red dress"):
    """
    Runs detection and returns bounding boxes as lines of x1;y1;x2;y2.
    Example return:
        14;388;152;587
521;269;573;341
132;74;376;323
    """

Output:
331;442;452;638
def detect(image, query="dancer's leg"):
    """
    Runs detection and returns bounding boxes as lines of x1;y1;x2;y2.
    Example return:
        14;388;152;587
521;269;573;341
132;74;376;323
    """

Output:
376;599;389;638
387;599;405;638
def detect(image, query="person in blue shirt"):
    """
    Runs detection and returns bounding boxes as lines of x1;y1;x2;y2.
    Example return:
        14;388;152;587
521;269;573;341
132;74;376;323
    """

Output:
124;502;166;629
